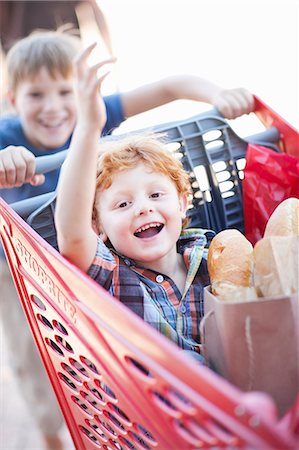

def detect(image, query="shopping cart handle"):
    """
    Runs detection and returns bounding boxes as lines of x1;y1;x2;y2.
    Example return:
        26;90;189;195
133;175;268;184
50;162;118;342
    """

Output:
244;126;280;145
35;149;68;174
33;107;282;177
10;191;56;219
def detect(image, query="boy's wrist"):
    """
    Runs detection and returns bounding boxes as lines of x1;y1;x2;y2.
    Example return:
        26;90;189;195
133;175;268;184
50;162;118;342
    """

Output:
73;122;99;143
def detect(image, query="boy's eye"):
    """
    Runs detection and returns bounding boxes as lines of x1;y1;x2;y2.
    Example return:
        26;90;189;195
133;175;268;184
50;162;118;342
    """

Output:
151;192;162;198
118;201;129;208
60;89;73;96
29;92;42;98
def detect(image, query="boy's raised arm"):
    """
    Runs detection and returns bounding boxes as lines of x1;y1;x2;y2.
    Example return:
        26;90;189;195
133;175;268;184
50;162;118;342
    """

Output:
55;44;115;272
121;75;254;120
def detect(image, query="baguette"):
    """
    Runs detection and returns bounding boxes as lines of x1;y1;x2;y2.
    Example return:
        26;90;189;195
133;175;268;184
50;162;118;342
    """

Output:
264;197;299;237
207;229;257;301
254;197;299;297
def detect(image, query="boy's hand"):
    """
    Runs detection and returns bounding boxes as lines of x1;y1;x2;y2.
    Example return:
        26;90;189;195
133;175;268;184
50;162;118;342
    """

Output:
212;88;254;119
74;43;116;132
0;146;45;188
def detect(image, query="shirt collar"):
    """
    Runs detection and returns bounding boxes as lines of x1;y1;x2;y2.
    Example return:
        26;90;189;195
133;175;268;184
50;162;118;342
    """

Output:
113;228;213;299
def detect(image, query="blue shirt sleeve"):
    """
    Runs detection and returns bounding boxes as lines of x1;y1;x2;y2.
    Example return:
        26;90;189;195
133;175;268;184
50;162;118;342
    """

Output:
102;93;125;136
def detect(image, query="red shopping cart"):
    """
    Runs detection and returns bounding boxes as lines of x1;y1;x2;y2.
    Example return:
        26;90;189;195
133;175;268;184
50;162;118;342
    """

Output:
0;98;298;449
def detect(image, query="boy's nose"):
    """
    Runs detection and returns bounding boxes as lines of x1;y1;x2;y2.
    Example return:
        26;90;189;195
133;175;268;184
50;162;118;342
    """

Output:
42;94;61;111
135;200;154;216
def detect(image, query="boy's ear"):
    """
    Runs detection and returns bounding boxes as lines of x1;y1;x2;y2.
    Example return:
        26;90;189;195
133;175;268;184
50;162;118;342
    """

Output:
99;232;108;242
179;194;189;219
92;217;108;242
7;90;17;110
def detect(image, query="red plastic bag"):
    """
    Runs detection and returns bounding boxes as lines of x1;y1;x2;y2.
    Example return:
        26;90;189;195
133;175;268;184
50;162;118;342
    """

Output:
243;144;299;244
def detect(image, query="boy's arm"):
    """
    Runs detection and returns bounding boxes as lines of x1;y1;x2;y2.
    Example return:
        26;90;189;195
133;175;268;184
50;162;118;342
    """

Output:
0;146;44;188
55;44;115;272
121;75;254;120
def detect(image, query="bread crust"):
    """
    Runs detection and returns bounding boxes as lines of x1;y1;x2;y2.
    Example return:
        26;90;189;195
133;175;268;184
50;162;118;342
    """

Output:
208;229;255;300
264;197;299;237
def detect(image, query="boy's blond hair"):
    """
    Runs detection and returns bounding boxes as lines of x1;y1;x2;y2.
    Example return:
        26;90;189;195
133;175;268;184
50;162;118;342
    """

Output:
93;133;192;230
6;28;81;91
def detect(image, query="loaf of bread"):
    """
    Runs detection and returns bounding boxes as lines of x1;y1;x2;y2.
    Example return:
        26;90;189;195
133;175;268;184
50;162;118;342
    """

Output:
254;235;298;297
254;197;299;297
207;229;257;301
264;197;299;237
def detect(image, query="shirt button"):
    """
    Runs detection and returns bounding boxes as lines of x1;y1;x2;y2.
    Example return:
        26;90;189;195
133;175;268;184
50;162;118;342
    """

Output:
180;305;186;314
156;274;164;283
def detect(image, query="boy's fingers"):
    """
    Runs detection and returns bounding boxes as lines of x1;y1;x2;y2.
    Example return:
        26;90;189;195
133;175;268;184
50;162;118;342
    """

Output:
30;174;45;186
0;159;6;187
13;147;37;185
89;57;117;74
0;146;37;187
75;42;97;64
1;151;16;186
74;43;116;80
96;70;111;86
74;43;97;76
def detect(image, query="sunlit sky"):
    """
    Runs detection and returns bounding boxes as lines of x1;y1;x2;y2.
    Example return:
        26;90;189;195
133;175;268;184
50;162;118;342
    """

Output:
87;0;298;135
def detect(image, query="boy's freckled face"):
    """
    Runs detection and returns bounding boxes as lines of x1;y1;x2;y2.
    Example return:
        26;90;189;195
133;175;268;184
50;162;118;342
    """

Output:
11;67;77;150
96;163;187;269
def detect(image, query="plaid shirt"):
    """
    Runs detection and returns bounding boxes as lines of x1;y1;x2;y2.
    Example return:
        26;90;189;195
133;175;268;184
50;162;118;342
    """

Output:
88;229;213;356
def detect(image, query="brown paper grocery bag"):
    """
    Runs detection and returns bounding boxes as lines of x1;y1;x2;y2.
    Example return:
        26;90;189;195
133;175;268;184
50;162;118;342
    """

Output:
201;287;299;417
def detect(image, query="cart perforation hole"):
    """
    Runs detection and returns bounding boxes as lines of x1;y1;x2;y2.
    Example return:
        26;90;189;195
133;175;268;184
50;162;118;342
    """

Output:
174;151;183;160
236;157;246;171
94;379;117;401
125;357;153;380
79;425;100;445
165;141;182;153
222;190;235;199
52;319;68;335
58;372;78;391
151;391;180;417
81;391;103;411
45;337;64;356
108;404;131;426
30;294;46;310
71;395;92;415
128;431;151;450
37;313;54;330
85;419;108;441
213;161;227;172
55;335;73;352
61;362;83;383
184;418;218;446
204;418;240;446
69;358;89;377
104;410;126;432
216;170;231;183
84;381;106;403
103;441;122;450
173;419;203;447
135;424;156;444
119;437;138;450
80;355;100;374
219;180;235;193
95;416;118;438
168;388;197;414
203;129;223;142
193;165;210;192
205;140;225;152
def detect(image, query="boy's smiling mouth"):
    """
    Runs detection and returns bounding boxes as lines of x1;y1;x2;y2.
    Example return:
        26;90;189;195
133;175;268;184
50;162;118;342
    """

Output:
134;222;164;238
39;118;67;129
